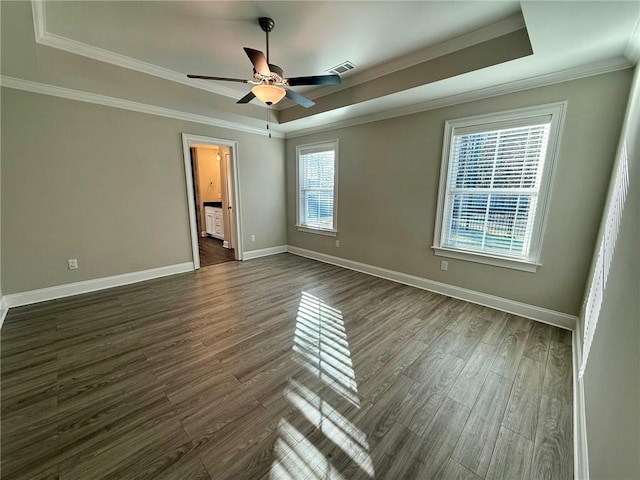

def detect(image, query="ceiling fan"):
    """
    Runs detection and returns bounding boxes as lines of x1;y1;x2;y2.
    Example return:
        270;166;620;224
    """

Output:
187;17;341;108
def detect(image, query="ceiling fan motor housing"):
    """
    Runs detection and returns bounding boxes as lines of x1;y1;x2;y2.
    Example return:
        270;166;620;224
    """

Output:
258;17;275;33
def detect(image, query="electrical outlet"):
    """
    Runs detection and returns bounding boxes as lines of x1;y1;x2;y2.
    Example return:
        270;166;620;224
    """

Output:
250;235;256;242
440;260;448;271
68;259;78;270
335;240;340;248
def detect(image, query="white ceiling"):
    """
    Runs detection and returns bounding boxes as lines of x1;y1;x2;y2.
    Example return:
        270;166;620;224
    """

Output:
2;1;639;136
43;1;522;88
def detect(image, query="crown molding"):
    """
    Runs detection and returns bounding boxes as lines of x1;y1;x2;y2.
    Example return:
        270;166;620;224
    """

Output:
29;0;260;104
623;19;640;64
0;76;284;139
287;12;526;106
30;0;525;112
0;295;7;330
31;0;46;40
284;56;632;139
3;52;629;142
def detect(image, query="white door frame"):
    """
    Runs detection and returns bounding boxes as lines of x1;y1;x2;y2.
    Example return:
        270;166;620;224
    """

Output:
181;133;244;268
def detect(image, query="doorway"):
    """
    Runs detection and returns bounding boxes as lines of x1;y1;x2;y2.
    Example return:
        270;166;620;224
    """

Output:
182;134;243;269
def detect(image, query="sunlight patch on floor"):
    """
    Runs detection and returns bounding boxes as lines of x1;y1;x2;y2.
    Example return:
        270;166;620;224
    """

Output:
270;292;374;479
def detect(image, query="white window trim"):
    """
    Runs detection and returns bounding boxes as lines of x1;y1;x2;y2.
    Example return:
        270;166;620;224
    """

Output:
295;139;339;236
432;102;567;272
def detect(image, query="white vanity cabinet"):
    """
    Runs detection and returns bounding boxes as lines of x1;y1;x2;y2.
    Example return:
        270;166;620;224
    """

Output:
204;206;224;240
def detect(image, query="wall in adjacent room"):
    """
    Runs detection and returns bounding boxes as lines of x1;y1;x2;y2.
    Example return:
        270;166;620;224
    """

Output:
197;147;222;204
1;88;286;294
195;146;223;234
285;69;632;315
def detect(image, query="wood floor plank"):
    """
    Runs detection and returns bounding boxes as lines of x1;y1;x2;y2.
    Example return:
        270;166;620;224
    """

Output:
485;426;534;480
490;327;529;380
448;342;497;409
523;320;553;363
450;316;492;361
411;397;471;478
361;373;418;446
502;380;541;441
542;340;573;404
10;464;61;480
198;236;235;267
198;404;281;478
398;353;466;437
179;382;262;438
438;458;483;480
402;329;457;384
152;458;212;480
501;356;546;440
532;395;574;480
357;338;426;403
481;312;512;346
451;372;513;477
356;420;421;480
60;420;188;480
0;254;573;479
515;356;546;390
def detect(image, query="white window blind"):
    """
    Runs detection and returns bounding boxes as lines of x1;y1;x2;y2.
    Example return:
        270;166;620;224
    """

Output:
441;122;551;261
297;142;337;232
580;142;629;377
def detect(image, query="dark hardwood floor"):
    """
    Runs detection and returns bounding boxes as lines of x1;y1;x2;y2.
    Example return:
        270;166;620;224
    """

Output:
198;236;235;267
0;253;573;479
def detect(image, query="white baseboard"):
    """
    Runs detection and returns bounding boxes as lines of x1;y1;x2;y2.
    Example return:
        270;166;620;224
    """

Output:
0;296;8;329
3;262;195;309
573;319;590;480
243;245;288;261
286;246;577;330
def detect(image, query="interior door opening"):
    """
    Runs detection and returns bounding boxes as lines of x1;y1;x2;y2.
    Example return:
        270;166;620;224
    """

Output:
182;134;243;269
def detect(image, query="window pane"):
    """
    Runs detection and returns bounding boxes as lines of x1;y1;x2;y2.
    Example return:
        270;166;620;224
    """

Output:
448;193;489;249
300;151;334;189
303;190;334;229
450;125;549;191
445;193;535;257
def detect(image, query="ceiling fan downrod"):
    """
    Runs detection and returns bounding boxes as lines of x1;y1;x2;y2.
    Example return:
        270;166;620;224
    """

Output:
258;17;275;64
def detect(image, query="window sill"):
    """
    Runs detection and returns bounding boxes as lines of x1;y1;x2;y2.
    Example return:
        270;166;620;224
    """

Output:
431;246;540;273
296;225;338;237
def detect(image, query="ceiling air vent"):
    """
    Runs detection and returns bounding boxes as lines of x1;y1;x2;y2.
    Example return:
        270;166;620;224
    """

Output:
327;61;356;76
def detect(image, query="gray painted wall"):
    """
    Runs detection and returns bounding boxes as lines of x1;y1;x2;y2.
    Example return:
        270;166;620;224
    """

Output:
286;70;632;315
582;65;640;480
1;88;286;294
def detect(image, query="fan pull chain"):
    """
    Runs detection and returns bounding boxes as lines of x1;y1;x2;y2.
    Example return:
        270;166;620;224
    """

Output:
267;105;271;139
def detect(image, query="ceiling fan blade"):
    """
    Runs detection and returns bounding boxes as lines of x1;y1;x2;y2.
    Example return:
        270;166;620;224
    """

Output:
243;48;271;77
237;91;256;104
287;74;341;86
285;89;315;108
187;75;248;83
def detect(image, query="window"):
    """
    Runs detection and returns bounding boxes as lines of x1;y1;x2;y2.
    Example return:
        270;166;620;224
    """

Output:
580;142;629;378
296;140;338;236
433;103;566;272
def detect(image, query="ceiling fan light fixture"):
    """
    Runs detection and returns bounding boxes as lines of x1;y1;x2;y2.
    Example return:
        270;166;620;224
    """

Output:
252;84;286;105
